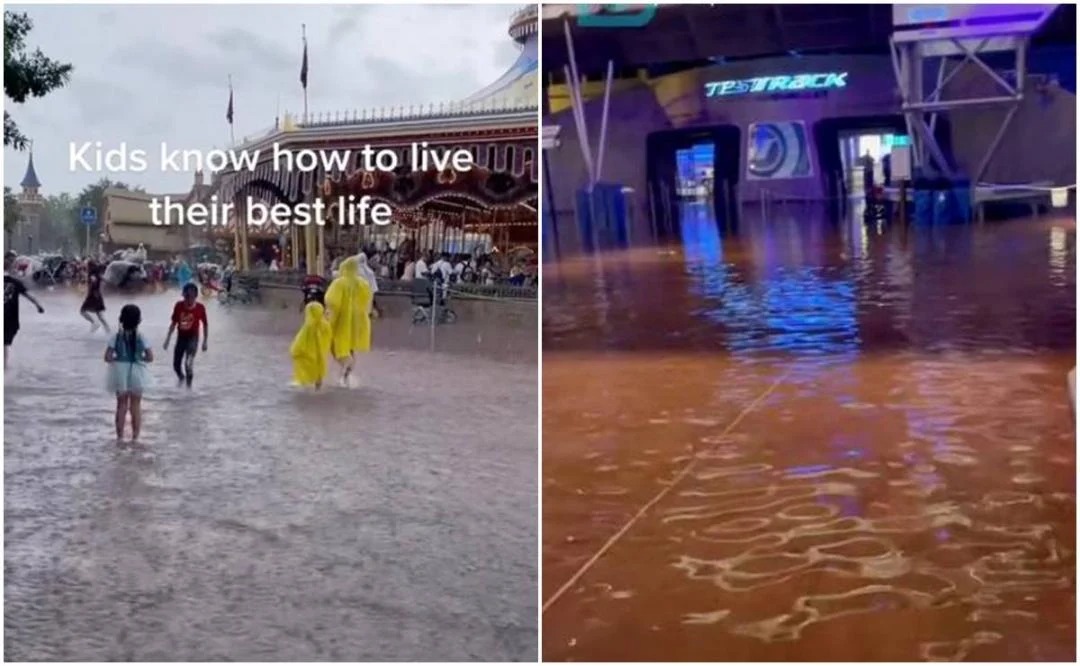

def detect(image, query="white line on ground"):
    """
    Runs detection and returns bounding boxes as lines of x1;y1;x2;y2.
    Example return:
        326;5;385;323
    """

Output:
541;369;791;614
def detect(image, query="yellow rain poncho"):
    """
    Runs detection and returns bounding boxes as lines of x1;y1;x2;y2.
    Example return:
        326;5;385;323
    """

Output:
290;302;332;386
324;256;372;359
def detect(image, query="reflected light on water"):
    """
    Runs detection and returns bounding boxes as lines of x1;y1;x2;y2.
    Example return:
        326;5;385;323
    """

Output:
543;203;1075;662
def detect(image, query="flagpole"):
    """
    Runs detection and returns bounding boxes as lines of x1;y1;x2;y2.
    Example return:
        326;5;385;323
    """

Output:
301;24;308;123
228;74;235;145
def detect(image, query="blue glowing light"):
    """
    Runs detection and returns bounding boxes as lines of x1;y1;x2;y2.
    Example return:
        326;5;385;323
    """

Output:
908;6;950;23
704;72;848;98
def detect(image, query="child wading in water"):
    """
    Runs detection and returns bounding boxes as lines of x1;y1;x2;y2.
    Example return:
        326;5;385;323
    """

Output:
324;257;372;386
290;301;332;389
80;262;109;333
105;304;153;442
5;251;45;369
164;283;208;387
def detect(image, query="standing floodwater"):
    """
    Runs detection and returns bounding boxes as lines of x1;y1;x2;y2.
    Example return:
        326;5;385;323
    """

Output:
543;205;1075;661
5;291;537;661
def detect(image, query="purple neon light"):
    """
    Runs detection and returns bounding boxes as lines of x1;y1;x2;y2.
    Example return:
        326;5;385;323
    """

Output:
899;9;1051;31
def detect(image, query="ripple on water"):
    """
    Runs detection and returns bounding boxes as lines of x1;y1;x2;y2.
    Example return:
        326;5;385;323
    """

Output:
544;215;1074;660
7;290;537;661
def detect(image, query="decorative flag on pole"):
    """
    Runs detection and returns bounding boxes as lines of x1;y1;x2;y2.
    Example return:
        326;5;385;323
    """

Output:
300;26;309;89
300;24;309;121
227;74;235;144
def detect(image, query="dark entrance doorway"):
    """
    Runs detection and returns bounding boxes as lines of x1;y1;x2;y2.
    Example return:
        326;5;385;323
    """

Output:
814;115;956;202
646;125;741;240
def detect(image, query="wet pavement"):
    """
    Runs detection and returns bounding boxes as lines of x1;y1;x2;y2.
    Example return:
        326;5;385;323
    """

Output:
542;203;1075;661
5;290;537;661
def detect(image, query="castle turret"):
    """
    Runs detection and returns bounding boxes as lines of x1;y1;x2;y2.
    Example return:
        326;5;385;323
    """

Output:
15;149;44;253
20;151;41;190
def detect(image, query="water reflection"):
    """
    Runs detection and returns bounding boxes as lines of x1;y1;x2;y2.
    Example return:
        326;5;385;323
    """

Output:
543;203;1075;661
545;203;1075;357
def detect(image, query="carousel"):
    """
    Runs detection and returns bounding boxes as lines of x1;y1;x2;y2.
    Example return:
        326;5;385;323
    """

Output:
207;5;538;275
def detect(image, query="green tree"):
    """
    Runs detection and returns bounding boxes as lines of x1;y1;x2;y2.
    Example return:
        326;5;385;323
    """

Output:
4;11;73;149
77;178;142;218
43;192;78;251
4;186;19;235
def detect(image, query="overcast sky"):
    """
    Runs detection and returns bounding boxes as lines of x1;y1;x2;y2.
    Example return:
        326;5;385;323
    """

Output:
4;3;521;195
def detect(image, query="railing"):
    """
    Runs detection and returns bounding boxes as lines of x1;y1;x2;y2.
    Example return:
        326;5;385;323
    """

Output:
225;98;538;149
510;5;538;36
295;98;537;129
236;269;537;301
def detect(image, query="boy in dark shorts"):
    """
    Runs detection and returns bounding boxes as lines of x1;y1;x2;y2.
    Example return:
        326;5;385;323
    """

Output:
163;283;208;387
4;252;45;368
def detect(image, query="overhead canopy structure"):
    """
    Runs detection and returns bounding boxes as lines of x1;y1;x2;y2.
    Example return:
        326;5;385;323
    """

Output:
541;3;1075;80
889;4;1062;180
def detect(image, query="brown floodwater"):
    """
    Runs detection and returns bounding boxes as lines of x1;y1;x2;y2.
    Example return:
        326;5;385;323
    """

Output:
542;203;1076;661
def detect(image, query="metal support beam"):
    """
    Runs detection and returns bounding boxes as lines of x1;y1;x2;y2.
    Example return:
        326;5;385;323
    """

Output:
889;22;1030;189
974;104;1020;184
771;6;787;52
903;95;1021;112
928;57;947;135
910;114;954;176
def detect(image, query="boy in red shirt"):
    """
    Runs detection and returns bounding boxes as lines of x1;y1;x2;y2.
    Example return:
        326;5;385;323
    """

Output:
164;283;208;387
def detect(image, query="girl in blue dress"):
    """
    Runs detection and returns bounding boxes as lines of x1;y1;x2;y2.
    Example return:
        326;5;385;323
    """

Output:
105;304;153;442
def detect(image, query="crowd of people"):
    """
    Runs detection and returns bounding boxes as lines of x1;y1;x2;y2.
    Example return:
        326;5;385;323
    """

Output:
255;251;536;287
4;237;539;446
8;248;225;294
319;246;538;288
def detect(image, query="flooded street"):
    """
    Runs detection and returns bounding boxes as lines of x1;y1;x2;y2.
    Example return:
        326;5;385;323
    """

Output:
542;205;1075;661
5;290;537;661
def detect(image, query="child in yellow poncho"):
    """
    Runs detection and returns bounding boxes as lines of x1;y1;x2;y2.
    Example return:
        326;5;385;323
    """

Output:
324;256;373;386
290;301;332;389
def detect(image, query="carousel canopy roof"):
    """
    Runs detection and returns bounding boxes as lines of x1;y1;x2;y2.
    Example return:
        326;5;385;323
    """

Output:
462;6;538;111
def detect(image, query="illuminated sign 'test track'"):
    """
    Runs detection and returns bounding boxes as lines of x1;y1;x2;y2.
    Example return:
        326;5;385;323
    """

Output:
704;72;849;98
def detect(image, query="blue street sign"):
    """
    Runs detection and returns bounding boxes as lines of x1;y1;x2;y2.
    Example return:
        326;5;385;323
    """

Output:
80;206;97;225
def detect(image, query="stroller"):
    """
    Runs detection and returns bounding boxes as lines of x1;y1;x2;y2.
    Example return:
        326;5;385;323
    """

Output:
410;277;457;325
33;254;71;286
218;272;260;306
103;260;149;291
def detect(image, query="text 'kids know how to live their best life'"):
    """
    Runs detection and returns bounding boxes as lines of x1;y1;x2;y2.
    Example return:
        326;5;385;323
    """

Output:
67;140;476;228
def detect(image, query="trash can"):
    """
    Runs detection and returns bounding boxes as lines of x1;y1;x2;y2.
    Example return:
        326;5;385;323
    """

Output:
949;179;972;223
575;183;629;253
912;177;935;225
914;177;971;225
